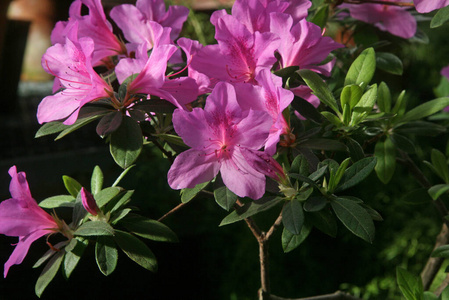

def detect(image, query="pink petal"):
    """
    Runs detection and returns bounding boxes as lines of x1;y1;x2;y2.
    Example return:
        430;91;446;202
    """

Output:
414;0;449;13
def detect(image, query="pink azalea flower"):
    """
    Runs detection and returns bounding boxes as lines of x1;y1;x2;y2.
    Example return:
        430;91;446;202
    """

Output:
212;0;311;34
270;14;343;76
234;69;293;155
0;166;60;277
115;44;198;108
414;0;449;13
80;188;99;216
38;26;113;125
51;0;125;67
190;14;280;87
168;82;274;199
340;1;417;39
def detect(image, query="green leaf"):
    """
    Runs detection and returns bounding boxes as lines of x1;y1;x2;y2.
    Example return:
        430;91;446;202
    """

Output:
290;154;309;177
432;245;449;259
303;196;327;212
114;230;158;272
111;208;132;225
121;215;178;242
392;90;407;116
214;176;238;211
39;195;75;208
282;200;304;235
441;285;449;300
431;5;449;28
377;82;391;113
55;114;105;140
374;137;396;184
112;165;135;187
108;190;134;213
298;138;348;152
396;267;424;300
63;237;88;279
291;95;322;124
344;48;376;90
155;133;188;148
95;236;118;276
431;149;449;183
376;52;403;75
321;111;342;127
361;204;383;221
340;84;363;111
394;121;446;136
328;158;351;193
311;4;329;29
298;69;340;115
308;209;338;237
35;121;66;138
423;291;438;300
33;241;68;269
180;181;210;203
132;99;177;113
35;251;64;298
71;193;87;228
96;111;123;136
74;221;115;237
330;197;375;243
273;65;299;78
345;137;365;162
110;116;143;169
434;75;449;98
91;166;104;195
95;187;122;208
62;176;82;198
428;184;449;201
282;224;312;253
401;188;432;205
390;133;416;154
351;84;378;125
220;197;283;226
398;97;449;124
336;157;377;192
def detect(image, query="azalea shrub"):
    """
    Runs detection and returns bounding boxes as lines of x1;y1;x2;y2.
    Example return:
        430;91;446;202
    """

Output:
3;0;449;299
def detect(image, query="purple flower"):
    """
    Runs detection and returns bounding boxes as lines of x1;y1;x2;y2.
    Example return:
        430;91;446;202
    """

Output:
414;0;449;13
168;82;273;199
340;1;417;39
190;14;279;87
38;24;113;125
270;15;343;76
0;167;60;277
111;0;189;48
51;0;125;67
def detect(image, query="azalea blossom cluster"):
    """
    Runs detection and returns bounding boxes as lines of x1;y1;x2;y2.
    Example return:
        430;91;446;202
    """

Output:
36;0;344;200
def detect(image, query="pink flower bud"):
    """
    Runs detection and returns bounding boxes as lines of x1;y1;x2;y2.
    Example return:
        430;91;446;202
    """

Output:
80;187;99;216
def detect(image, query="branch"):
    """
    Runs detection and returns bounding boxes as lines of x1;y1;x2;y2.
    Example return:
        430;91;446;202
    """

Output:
342;0;414;7
158;202;188;222
266;211;283;240
435;270;449;297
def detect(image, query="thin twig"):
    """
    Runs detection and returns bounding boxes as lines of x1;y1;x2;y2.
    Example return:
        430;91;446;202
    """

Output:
158;202;188;222
342;0;414;7
266;211;284;240
258;290;362;300
151;138;175;164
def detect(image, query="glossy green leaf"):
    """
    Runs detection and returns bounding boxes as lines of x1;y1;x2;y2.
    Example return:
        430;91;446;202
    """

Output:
220;197;283;226
298;69;340;115
214;176;238;211
303;196;327;212
110;116;143;169
376;52;403;75
321;111;342;127
434;75;449;98
108;190;134;213
328;158;351;193
282;200;304;235
63;176;82;198
345;137;365;162
273;65;299;78
396;267;424;300
291;95;322;124
112;165;135;187
394;121;446;137
39;195;75;209
298;138;348;152
33;241;68;269
121;215;178;242
290;154;309;177
441;285;449;300
35;251;64;298
132;99;177;113
74;221;114;237
431;5;449;28
95;236;118;276
351;84;377;125
431;149;449;183
336;157;377;192
95;187;122;208
423;291;438;300
377;81;391;113
180;181;210;203
35;121;66;138
311;4;329;29
331;197;375;243
398;97;449;124
392;90;407;116
71;193;87;228
340;84;363;110
114;230;158;272
308;209;338;237
282;224;312;253
390;133;416;154
111;208;132;225
431;245;449;258
91;166;104;195
374;137;396;184
344;48;376;90
55;114;105;140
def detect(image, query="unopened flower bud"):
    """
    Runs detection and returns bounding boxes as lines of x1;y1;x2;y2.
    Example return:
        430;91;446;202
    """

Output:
80;187;99;216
